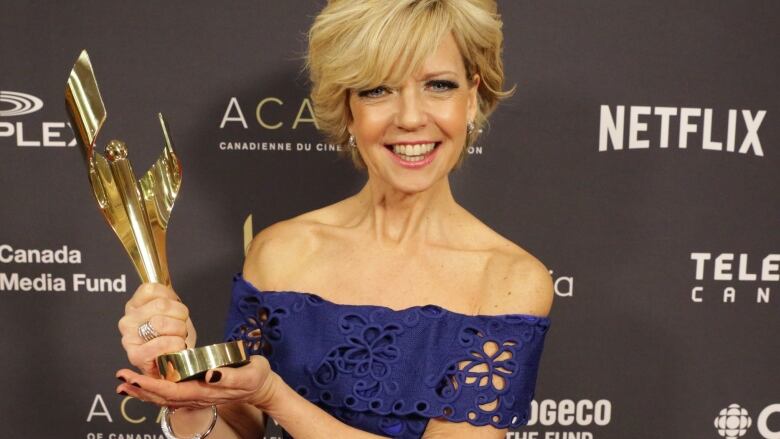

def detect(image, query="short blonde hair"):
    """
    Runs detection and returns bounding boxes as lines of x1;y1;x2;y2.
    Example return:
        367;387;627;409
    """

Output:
306;0;513;168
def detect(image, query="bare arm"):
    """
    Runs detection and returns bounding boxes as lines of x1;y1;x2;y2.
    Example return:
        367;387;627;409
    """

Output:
257;374;393;439
166;370;508;439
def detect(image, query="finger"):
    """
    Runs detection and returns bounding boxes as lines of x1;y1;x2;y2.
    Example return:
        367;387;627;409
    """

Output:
117;369;192;404
117;383;169;406
184;319;197;349
126;283;180;311
117;383;206;410
117;369;219;406
204;356;269;392
119;314;188;340
130;297;190;323
149;314;188;338
126;336;187;374
123;333;187;362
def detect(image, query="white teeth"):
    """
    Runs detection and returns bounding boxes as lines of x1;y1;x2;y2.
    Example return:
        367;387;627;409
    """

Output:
391;142;435;160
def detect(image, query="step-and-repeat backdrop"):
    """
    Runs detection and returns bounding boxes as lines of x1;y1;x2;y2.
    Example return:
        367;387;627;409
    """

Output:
1;1;777;438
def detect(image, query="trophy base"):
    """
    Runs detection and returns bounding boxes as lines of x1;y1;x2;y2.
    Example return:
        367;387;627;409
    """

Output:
156;340;249;382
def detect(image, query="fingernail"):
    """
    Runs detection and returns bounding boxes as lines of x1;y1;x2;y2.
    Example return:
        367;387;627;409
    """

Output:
118;390;128;396
117;376;126;382
132;382;142;388
208;371;222;383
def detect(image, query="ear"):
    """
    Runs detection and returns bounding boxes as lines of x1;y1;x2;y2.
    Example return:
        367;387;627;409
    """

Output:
467;73;480;122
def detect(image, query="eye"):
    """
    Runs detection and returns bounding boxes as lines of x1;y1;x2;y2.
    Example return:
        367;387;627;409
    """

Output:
357;86;389;98
427;80;459;92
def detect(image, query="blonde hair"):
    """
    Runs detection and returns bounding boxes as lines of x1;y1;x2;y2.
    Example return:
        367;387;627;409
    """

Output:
306;0;513;168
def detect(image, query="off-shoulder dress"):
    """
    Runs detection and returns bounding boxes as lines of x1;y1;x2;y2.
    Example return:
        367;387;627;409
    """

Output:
224;274;551;438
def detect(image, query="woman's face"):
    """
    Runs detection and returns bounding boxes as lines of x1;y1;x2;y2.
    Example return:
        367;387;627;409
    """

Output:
348;32;479;194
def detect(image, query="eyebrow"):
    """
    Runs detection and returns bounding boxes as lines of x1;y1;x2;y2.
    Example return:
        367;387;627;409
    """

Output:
419;70;458;79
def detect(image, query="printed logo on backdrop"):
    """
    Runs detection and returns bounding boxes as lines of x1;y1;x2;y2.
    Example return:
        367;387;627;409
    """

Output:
598;105;767;157
0;90;43;116
0;243;126;293
0;90;77;147
508;399;612;439
548;267;574;300
217;97;485;157
714;403;780;439
86;394;285;439
689;252;778;305
86;393;164;439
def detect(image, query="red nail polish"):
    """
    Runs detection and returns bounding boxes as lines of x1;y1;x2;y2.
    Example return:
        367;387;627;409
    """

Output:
118;390;128;396
208;370;222;383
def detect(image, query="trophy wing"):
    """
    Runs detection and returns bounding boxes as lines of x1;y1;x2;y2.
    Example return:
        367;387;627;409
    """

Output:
65;50;106;161
139;113;181;232
138;114;181;282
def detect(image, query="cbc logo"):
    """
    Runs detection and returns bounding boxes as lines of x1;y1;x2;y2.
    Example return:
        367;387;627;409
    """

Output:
714;403;780;439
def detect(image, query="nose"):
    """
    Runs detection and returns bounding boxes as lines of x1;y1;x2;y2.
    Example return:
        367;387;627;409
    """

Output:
394;88;427;131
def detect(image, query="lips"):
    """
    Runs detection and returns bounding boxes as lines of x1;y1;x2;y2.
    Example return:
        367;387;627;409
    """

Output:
385;142;440;163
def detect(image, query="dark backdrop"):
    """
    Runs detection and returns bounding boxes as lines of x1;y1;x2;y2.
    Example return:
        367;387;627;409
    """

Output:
0;1;777;438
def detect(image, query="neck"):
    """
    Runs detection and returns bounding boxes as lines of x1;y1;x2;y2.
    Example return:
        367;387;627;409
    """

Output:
353;177;458;246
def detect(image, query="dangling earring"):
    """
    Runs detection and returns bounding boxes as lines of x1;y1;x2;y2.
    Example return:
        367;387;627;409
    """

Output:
347;134;356;149
466;121;475;135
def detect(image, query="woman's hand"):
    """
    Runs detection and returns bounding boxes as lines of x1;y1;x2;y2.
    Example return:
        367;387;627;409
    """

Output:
117;283;279;411
118;282;197;377
115;355;278;410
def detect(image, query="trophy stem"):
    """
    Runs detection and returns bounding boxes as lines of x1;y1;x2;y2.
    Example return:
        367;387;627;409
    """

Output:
106;140;170;286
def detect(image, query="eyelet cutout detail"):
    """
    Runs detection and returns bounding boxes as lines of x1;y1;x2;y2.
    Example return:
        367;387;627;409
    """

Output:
227;300;288;357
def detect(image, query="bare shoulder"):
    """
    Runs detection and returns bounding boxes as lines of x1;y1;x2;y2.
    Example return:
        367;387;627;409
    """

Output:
469;221;554;318
242;205;339;291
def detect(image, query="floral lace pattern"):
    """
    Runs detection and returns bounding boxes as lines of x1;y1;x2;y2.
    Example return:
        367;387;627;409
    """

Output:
223;274;550;438
311;313;404;403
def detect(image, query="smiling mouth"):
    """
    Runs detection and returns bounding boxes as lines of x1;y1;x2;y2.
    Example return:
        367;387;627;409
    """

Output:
384;142;440;162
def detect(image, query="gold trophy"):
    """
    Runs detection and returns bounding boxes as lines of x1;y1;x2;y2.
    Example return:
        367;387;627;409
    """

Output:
66;50;248;382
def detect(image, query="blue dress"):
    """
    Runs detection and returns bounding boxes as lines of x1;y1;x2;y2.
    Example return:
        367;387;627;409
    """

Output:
224;274;551;438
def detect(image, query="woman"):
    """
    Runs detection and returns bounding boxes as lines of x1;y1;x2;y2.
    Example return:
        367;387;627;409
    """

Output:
116;1;554;438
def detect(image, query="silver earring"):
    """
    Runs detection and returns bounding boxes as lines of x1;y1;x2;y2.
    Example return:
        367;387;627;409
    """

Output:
347;134;356;149
466;121;475;135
